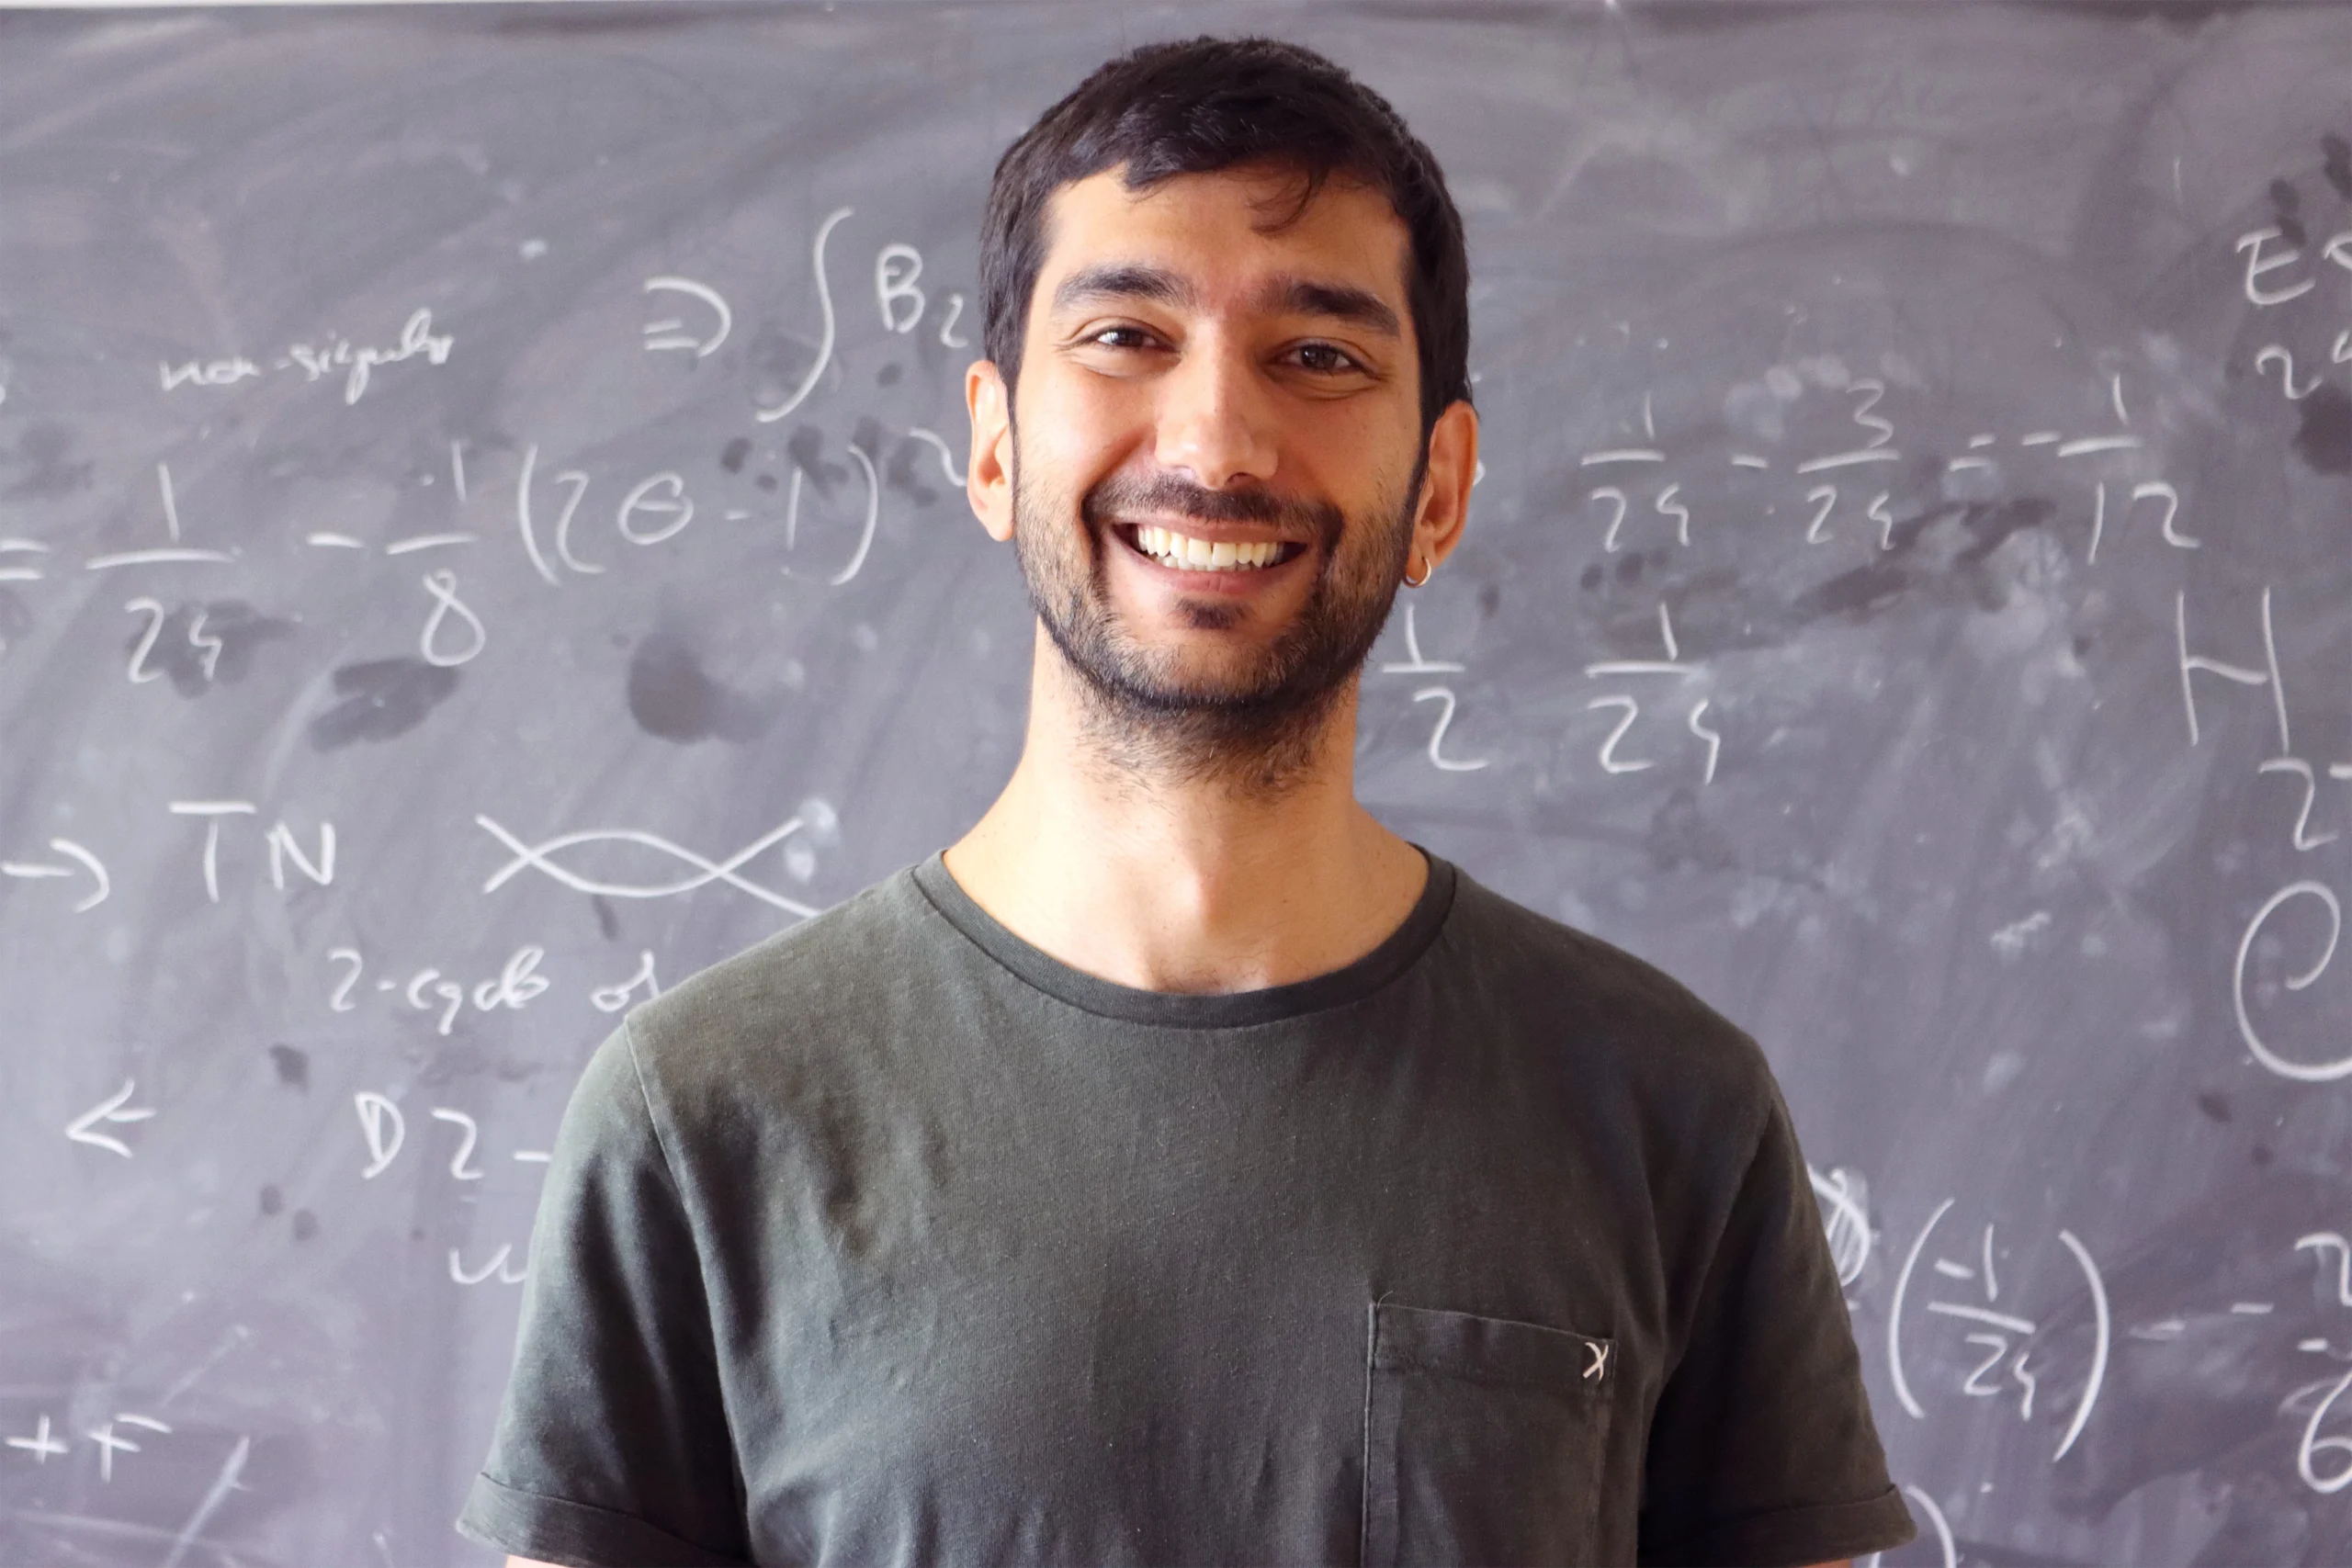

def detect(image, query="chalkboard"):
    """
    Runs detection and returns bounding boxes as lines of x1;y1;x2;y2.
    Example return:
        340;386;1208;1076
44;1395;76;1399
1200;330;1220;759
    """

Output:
2;3;2349;1562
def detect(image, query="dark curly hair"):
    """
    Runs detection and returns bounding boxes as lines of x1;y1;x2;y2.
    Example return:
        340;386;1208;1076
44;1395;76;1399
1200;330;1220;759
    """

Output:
980;35;1472;440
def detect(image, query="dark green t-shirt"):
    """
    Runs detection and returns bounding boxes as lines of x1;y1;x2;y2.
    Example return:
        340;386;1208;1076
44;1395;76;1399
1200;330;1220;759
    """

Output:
456;848;1914;1567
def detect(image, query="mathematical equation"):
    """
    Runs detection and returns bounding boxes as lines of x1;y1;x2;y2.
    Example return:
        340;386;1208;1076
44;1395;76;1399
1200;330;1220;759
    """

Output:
0;209;971;677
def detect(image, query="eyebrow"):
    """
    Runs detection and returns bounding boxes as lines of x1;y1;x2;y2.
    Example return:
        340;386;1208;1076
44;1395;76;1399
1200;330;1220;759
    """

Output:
1255;276;1401;337
1050;264;1198;314
1048;264;1402;338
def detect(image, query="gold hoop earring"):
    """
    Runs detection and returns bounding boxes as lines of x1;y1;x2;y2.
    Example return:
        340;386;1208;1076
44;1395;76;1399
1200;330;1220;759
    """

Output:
1402;553;1431;589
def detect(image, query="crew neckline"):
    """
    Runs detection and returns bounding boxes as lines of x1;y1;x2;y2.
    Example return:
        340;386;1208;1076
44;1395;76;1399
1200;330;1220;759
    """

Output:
908;845;1458;1030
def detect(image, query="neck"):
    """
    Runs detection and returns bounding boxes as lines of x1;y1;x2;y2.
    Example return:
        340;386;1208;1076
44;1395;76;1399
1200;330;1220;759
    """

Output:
942;622;1429;993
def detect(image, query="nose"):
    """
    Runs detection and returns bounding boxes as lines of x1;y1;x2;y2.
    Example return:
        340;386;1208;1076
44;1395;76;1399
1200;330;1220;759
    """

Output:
1152;331;1277;491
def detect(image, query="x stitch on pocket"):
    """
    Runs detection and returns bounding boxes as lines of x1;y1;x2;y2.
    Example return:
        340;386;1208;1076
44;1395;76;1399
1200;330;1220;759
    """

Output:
1360;1302;1615;1568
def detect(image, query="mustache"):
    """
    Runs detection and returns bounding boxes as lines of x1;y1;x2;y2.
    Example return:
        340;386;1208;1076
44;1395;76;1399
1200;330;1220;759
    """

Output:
1081;471;1344;547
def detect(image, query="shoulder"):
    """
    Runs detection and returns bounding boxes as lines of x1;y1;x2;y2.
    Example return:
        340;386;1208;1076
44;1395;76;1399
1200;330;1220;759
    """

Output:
1432;862;1780;1121
618;861;935;1089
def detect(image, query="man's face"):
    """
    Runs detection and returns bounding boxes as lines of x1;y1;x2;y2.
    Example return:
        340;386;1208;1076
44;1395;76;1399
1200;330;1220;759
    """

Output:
980;164;1439;786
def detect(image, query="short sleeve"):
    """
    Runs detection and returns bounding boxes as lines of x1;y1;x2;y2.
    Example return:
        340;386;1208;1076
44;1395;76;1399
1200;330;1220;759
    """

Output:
1635;1079;1917;1567
454;1021;752;1568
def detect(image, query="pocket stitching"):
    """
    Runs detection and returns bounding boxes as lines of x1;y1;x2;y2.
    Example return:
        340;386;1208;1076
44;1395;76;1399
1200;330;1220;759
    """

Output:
1372;1301;1614;1390
1373;1356;1611;1393
1362;1303;1616;1567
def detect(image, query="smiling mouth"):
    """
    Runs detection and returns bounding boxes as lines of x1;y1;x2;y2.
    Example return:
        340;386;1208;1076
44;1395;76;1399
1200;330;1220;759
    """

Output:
1116;522;1308;573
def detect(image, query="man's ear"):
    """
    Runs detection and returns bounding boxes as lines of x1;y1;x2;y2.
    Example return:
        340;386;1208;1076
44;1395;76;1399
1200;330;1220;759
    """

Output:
1410;400;1479;573
966;360;1015;544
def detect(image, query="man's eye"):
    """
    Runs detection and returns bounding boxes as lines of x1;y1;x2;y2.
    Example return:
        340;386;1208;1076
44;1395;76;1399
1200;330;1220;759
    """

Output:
1290;342;1362;374
1089;325;1154;350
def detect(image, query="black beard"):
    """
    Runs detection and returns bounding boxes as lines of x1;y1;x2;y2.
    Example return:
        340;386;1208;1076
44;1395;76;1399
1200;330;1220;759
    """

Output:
1009;442;1423;800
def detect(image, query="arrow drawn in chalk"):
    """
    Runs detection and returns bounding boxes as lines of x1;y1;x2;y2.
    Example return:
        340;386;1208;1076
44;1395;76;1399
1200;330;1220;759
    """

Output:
641;276;731;357
474;814;820;916
1;837;109;910
67;1078;157;1157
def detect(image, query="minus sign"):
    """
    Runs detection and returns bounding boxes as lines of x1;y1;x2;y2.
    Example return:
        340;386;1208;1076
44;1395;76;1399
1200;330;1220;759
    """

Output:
725;510;750;521
2302;1338;2332;1352
377;979;396;990
2229;1302;2274;1314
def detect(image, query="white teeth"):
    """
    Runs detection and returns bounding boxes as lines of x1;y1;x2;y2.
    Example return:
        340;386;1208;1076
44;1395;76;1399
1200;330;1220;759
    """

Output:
1133;525;1286;571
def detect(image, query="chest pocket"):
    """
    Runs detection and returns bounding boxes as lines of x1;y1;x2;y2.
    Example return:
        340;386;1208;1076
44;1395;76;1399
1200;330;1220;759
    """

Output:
1360;1301;1614;1568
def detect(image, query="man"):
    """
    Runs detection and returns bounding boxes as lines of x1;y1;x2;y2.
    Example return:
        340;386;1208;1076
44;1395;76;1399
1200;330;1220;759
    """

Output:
459;35;1917;1568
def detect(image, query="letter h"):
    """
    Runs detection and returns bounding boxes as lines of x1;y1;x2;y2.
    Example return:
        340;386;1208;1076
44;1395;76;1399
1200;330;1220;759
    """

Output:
2176;588;2289;751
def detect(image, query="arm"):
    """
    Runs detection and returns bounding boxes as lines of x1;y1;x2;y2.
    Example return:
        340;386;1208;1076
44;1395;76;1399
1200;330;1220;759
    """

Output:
454;1025;751;1567
1635;1074;1916;1566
